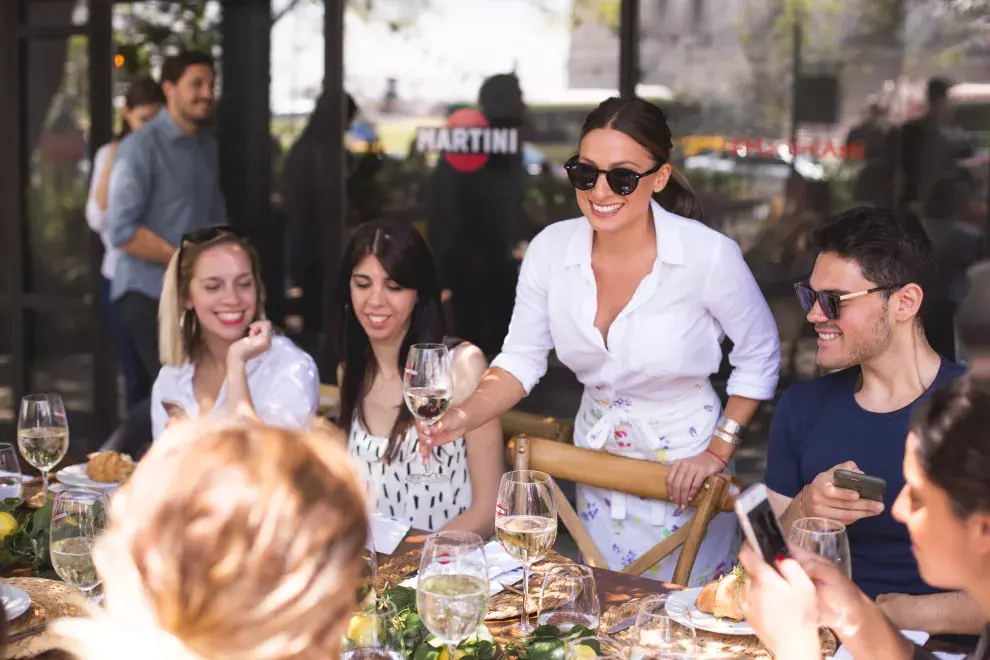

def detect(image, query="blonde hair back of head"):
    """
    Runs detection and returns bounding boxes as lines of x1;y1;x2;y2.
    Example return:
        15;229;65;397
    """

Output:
51;419;369;660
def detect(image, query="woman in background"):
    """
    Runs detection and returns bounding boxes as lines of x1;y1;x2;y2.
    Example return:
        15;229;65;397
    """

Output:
52;420;369;660
151;227;319;439
333;219;503;537
85;77;165;409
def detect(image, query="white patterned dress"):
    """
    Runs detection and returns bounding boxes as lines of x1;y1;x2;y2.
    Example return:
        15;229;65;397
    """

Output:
348;417;472;532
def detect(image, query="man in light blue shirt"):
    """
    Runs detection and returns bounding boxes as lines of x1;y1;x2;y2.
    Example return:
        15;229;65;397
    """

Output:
108;50;227;386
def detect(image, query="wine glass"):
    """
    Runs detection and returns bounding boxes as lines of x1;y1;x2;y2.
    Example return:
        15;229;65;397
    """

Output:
50;488;109;602
790;517;852;578
537;564;600;631
341;601;403;660
358;527;378;609
632;596;696;658
416;531;489;660
495;470;558;637
18;394;70;500
0;444;23;501
403;343;453;485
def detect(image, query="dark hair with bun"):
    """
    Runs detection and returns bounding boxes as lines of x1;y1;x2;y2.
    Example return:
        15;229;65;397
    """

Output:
909;374;990;518
581;96;703;222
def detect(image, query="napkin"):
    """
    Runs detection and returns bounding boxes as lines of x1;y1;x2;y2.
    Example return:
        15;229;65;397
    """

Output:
830;630;930;659
369;512;412;556
400;541;523;596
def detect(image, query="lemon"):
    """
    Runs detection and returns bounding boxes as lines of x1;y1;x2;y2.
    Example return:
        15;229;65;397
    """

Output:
0;512;19;539
569;644;598;660
346;613;382;647
438;647;468;660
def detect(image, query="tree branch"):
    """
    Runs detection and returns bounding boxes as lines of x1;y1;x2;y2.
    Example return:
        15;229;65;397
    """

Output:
272;0;306;25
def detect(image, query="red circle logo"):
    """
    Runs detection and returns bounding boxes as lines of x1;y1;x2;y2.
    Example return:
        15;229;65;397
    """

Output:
444;108;489;173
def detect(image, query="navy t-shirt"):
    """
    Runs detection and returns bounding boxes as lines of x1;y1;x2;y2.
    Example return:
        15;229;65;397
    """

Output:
766;358;965;600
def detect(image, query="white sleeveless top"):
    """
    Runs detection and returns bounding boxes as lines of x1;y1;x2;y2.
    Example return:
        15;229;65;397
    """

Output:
348;417;472;532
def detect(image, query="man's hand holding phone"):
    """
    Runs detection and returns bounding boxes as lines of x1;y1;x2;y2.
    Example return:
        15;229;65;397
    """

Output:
800;461;885;524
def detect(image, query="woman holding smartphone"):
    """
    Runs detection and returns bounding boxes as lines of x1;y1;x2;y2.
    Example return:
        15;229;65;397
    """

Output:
150;227;319;439
421;97;781;585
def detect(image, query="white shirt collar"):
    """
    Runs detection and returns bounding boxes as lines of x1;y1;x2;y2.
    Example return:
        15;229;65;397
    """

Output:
564;198;686;268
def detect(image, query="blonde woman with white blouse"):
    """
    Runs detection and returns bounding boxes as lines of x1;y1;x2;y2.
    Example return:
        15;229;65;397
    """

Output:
422;97;781;586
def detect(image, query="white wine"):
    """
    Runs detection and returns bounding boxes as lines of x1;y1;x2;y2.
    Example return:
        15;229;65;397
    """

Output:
416;574;488;644
51;536;101;591
404;387;452;424
18;427;69;471
495;515;557;565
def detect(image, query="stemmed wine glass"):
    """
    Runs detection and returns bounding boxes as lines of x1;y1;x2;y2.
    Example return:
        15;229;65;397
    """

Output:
495;470;558;638
416;531;489;660
403;343;453;485
50;488;109;602
18;394;70;500
790;517;852;578
0;444;24;501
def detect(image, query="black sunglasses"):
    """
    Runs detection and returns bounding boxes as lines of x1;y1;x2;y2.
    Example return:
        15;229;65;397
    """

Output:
176;225;245;268
794;282;904;320
564;156;664;196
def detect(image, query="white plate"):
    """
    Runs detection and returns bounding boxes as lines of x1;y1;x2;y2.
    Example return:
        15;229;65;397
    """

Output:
1;583;31;620
55;463;118;490
665;587;755;636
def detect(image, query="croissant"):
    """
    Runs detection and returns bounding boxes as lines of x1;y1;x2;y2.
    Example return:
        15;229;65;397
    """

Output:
694;566;747;621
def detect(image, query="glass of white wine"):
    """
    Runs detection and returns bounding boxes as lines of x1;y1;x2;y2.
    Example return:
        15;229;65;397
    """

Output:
416;531;489;660
403;343;453;485
18;393;70;500
0;443;23;501
50;488;109;602
495;470;558;637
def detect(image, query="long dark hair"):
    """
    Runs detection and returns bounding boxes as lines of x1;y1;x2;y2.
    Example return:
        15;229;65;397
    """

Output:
332;219;446;462
581;96;703;222
117;76;165;139
909;374;990;518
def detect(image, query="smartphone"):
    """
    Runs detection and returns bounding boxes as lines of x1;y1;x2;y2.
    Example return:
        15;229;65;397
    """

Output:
735;483;791;565
161;399;187;418
833;469;887;502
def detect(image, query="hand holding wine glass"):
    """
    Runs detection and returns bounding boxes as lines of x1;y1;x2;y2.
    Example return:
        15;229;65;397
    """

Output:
403;344;453;485
416;531;489;660
18;394;70;499
495;470;558;637
50;488;109;603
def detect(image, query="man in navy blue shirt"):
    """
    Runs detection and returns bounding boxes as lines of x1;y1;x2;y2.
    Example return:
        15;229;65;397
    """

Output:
766;207;981;634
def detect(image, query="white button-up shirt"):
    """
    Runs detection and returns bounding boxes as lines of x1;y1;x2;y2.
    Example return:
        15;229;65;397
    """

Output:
150;335;320;439
491;199;780;404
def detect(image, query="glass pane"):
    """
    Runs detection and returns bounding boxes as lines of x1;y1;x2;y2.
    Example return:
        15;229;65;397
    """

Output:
26;0;88;27
0;313;12;425
27;311;96;450
25;35;93;299
112;1;222;80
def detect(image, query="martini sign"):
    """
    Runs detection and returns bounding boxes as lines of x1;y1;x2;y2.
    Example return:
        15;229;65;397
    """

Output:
416;108;520;173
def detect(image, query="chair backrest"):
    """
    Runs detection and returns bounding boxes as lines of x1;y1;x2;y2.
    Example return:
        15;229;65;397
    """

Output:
317;384;575;444
506;434;738;586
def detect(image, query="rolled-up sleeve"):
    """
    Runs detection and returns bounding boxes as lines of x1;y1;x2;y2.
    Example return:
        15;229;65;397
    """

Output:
257;353;320;429
703;236;781;400
107;141;151;248
490;233;555;394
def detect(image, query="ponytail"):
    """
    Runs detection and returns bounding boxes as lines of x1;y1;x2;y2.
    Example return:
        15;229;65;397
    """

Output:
654;167;703;222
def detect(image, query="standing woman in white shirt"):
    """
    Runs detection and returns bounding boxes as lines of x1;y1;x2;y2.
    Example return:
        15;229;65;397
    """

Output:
85;77;164;409
423;97;781;585
150;227;320;439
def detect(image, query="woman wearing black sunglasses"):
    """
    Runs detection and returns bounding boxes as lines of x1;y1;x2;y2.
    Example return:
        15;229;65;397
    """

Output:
149;227;320;440
420;97;781;585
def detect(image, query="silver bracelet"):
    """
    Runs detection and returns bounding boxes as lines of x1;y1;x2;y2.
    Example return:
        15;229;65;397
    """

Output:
717;415;746;439
713;428;740;446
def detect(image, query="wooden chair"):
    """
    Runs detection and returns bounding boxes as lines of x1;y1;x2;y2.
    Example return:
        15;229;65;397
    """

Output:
318;384;341;419
506;434;739;586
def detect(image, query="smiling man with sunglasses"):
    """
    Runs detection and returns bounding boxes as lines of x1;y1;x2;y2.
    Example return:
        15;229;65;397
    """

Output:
765;206;980;636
